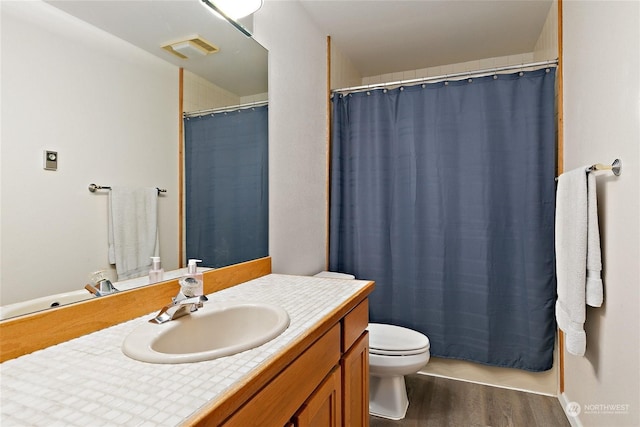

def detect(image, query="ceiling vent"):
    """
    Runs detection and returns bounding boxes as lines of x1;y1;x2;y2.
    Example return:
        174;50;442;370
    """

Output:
162;36;219;59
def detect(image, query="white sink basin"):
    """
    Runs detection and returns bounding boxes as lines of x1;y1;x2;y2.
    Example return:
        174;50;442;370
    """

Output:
122;302;290;364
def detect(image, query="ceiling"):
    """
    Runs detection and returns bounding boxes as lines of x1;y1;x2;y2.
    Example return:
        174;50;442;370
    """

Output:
44;0;268;97
298;0;554;77
43;0;553;89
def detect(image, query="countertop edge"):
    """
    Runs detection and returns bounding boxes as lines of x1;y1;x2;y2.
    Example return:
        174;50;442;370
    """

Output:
182;279;375;426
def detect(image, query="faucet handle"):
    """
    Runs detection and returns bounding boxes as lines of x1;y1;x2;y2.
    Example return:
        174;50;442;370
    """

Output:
148;295;208;324
84;284;102;297
182;294;209;308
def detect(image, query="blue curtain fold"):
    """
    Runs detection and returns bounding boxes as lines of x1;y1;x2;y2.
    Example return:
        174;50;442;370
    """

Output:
184;106;268;268
330;69;557;371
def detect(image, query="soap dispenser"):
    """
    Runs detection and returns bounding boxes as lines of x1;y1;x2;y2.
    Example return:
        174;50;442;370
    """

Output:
149;256;164;283
179;259;203;297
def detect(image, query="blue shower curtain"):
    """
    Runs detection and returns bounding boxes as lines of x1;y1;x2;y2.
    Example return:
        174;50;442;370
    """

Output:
184;105;268;268
330;69;557;371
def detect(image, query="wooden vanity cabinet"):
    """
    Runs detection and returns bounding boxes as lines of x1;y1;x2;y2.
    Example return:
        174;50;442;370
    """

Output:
340;332;369;427
292;299;370;427
291;298;369;427
340;299;370;427
210;298;370;427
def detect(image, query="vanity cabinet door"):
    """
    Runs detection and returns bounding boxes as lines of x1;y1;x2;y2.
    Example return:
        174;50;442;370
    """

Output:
293;366;342;427
341;331;369;427
222;325;340;427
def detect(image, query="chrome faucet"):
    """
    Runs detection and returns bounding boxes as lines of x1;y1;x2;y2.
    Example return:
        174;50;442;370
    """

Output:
148;280;208;324
84;271;119;297
84;283;119;297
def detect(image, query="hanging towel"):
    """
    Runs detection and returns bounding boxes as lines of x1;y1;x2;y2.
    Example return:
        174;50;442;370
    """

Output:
108;187;159;281
555;167;603;356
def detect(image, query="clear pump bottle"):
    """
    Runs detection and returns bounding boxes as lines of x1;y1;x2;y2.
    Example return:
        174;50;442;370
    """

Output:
149;256;164;283
179;259;203;297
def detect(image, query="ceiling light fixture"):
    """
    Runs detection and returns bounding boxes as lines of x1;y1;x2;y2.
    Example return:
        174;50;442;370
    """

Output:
199;0;263;36
203;0;263;20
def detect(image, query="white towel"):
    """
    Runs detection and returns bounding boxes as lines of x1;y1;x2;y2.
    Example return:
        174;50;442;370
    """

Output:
108;187;159;281
585;173;604;307
555;167;603;356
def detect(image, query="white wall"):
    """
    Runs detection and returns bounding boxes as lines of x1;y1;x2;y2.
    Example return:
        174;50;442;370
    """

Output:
183;70;241;113
562;1;640;426
0;1;179;304
330;43;362;90
360;52;537;86
533;0;558;62
183;70;267;113
253;0;329;275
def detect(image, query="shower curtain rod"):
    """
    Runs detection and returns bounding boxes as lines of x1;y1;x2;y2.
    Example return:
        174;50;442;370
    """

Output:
183;100;268;118
332;59;559;94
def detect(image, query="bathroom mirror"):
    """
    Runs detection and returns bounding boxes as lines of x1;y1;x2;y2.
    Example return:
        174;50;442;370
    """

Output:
0;0;268;318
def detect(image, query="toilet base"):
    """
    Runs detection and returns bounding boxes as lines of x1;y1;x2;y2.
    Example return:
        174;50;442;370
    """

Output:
369;374;409;420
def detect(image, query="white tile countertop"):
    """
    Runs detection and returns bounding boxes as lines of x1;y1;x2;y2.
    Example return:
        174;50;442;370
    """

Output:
0;274;371;426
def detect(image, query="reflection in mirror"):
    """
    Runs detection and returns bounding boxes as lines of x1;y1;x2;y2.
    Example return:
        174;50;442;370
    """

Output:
198;0;263;37
183;97;268;268
0;0;267;319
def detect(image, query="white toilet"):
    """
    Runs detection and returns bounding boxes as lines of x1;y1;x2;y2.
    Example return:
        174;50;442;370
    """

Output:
367;323;430;420
314;271;431;420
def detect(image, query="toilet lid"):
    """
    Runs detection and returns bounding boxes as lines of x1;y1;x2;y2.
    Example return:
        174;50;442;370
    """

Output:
368;323;430;356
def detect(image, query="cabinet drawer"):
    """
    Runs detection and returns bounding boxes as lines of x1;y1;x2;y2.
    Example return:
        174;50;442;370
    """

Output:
341;299;368;353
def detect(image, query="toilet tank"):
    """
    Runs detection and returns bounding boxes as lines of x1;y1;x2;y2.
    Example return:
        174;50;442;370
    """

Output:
314;271;356;280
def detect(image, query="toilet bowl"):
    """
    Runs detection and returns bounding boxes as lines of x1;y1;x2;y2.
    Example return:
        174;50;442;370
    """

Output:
368;323;430;420
314;271;431;420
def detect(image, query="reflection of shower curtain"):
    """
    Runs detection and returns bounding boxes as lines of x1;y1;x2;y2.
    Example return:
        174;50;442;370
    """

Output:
330;69;557;371
184;105;268;268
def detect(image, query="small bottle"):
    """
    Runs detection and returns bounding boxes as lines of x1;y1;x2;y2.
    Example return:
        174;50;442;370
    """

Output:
180;259;203;296
149;256;164;283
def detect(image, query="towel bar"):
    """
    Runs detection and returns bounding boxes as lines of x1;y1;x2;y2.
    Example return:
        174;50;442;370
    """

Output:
585;159;622;176
555;159;622;181
88;183;167;194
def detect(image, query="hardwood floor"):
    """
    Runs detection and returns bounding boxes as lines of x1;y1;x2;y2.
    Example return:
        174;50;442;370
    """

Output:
370;374;571;427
